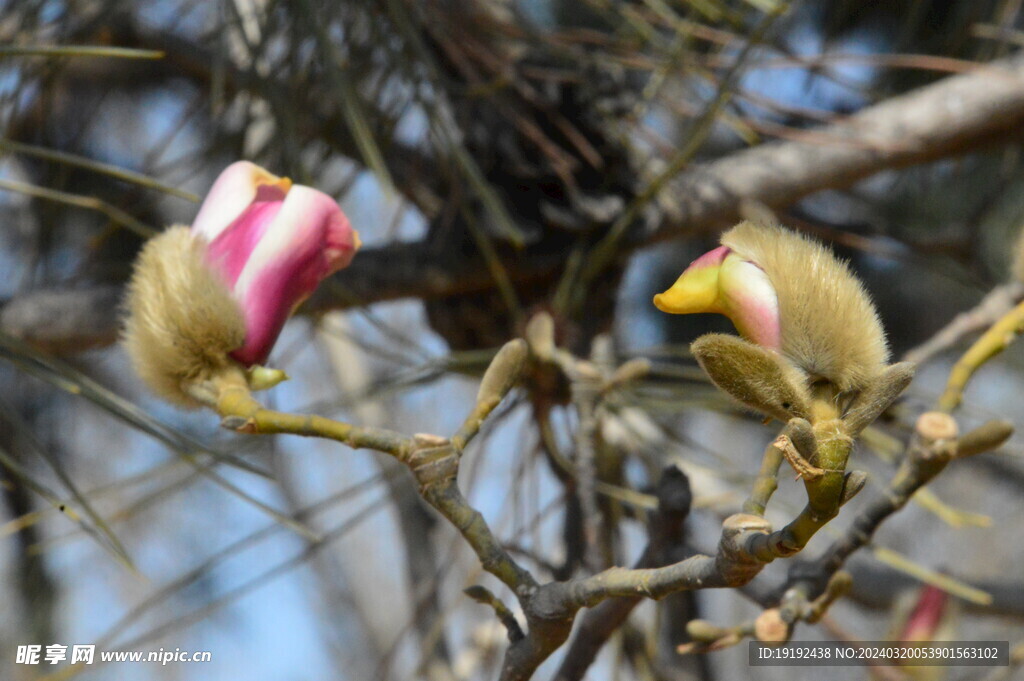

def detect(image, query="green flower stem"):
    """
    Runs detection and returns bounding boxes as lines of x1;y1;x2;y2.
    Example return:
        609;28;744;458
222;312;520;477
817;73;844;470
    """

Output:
939;298;1024;411
212;340;538;602
743;437;783;516
215;381;408;457
748;420;852;558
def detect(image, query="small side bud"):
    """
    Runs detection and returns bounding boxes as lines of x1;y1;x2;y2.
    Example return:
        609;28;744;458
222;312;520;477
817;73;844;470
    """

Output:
606;357;651;390
839;470;868;506
686;620;730;642
477;339;528;404
247;365;289;391
524;312;556;360
843;362;916;435
955;419;1014;458
691;334;811;423
785;418;818;462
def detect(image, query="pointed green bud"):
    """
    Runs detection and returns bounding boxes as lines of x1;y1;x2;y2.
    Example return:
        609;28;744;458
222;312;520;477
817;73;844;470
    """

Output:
246;365;289;391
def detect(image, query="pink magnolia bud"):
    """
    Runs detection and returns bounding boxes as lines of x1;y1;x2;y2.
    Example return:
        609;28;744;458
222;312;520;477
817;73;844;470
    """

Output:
193;161;361;365
123;161;360;406
899;585;950;643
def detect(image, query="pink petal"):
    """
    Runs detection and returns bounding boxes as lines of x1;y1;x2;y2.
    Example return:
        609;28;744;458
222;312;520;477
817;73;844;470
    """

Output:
686;244;731;271
719;256;781;350
229;186;359;365
191;161;290;242
204;200;284;287
900;585;948;642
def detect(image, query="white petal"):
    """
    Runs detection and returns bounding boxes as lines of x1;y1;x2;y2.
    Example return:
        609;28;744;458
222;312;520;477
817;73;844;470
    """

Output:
191;161;291;241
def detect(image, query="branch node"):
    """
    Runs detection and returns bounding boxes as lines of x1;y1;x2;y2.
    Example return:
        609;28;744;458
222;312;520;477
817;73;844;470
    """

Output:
721;513;774;580
465;585;525;642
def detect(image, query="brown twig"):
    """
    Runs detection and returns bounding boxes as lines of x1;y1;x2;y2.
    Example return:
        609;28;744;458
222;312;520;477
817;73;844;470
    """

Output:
553;466;693;681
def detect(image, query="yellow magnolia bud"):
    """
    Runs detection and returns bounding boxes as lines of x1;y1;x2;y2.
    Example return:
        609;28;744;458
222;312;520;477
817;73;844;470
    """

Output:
655;222;889;393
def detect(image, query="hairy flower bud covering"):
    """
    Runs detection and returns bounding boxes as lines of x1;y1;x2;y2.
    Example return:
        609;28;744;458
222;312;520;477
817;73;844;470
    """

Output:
123;161;360;406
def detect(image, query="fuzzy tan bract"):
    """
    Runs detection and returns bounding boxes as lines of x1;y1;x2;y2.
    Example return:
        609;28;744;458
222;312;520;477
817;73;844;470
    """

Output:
122;226;245;406
721;222;889;393
691;333;812;422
